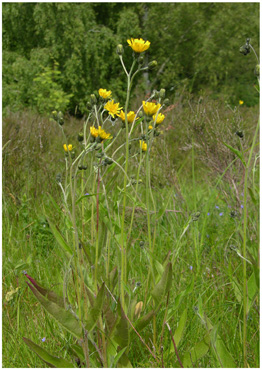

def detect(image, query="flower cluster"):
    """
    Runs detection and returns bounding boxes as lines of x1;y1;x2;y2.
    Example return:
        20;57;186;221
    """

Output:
63;144;73;152
90;126;112;141
104;100;123;118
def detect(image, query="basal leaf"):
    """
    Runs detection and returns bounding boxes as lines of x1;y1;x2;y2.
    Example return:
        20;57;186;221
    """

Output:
86;283;105;332
23;337;74;368
182;334;210;367
25;274;64;307
47;217;73;254
173;308;187;348
134;310;155;332
151;262;172;309
27;282;82;339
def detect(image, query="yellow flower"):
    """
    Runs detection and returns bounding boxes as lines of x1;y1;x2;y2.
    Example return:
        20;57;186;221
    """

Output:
148;125;153;130
239;100;244;105
127;38;150;53
139;140;147;152
90;126;99;138
104;100;123;118
143;101;161;116
63;144;73;152
119;110;137;123
99;88;112;99
153;113;165;124
97;126;112;141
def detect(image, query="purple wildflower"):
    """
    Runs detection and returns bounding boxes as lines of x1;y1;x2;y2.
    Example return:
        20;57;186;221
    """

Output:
241;205;244;209
189;266;193;270
219;212;223;216
42;337;46;342
207;212;210;216
215;205;219;209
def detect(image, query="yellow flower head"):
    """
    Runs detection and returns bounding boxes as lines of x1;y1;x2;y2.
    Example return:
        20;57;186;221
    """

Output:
143;101;161;116
119;110;137;123
97;126;112;141
90;126;99;138
99;88;112;99
153;112;165;124
63;144;73;152
239;100;244;105
148;125;153;130
127;38;150;53
104;100;123;118
139;140;147;152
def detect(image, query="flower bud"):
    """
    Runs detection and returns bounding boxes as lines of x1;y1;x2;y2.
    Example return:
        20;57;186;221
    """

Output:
78;132;84;142
57;111;64;126
87;101;92;110
236;130;244;139
163;98;170;106
139;241;144;248
78;165;87;170
148;60;157;70
51;110;58;120
71;151;76;159
95;143;102;151
138;110;144;118
104;157;113;165
138;55;144;65
254;64;260;77
160;88;166;99
116;44;124;56
239;38;250;56
90;94;97;105
153;89;160;99
95;152;104;158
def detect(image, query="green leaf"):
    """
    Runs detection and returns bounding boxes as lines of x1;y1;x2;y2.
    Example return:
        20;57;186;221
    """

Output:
152;187;174;223
47;217;73;254
23;337;75;368
76;192;101;205
182;334;210;367
248;187;258;206
46;193;62;213
247;272;258;313
134;310;155;332
86;283;105;332
111;347;127;368
25;274;64;307
211;326;236;368
27;282;82;338
151;262;172;309
173;308;187;348
223;142;246;167
114;301;130;349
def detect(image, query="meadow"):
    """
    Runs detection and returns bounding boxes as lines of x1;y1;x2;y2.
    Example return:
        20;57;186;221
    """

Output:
2;83;259;367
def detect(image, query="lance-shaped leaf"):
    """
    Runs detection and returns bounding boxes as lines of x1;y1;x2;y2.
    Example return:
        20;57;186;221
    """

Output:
47;217;73;255
173;308;187;348
85;283;105;332
151;262;172;309
134;310;155;332
114;301;130;348
182;334;210;367
25;274;64;308
23;337;75;368
223;142;246;167
210;325;236;368
27;282;82;339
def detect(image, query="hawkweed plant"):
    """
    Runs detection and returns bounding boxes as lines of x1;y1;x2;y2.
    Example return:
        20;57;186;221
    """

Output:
23;38;174;368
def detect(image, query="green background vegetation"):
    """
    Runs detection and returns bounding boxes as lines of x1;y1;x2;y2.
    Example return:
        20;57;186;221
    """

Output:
2;2;259;368
2;2;259;115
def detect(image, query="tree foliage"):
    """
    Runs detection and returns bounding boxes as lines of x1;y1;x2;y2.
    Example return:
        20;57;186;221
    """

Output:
2;2;259;115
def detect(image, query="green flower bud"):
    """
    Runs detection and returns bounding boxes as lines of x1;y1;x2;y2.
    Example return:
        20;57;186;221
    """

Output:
104;157;113;165
148;60;158;70
78;165;87;170
138;110;144;118
57;111;64;126
139;241;144;248
95;152;104;158
236;130;244;139
239;38;250;56
116;44;124;56
95;143;102;151
87;101;92;110
78;132;84;142
71;151;76;159
163;98;170;106
160;88;166;99
90;94;97;105
192;211;201;221
153;89;160;99
255;64;260;77
51;110;58;120
138;55;144;65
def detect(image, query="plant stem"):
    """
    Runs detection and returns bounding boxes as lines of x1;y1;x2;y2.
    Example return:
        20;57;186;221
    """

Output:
242;116;259;367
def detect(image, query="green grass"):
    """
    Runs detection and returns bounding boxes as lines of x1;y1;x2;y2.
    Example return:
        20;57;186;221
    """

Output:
2;98;259;367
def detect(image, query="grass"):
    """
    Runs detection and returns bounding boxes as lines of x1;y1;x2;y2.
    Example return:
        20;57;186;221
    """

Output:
2;95;259;367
